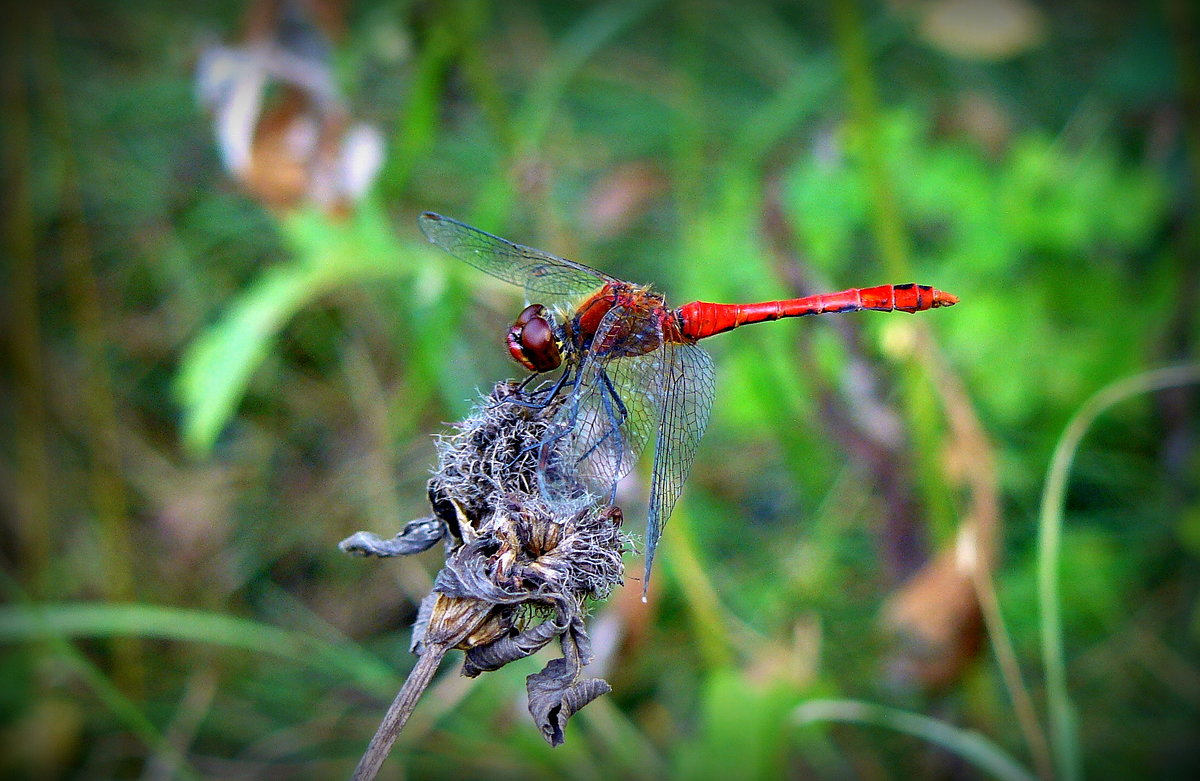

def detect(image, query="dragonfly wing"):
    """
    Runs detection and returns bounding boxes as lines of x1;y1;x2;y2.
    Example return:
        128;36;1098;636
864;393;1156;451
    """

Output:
538;305;665;514
418;212;612;305
643;342;715;592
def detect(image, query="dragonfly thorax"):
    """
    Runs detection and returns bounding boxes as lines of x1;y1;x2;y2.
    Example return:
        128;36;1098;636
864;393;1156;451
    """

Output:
506;304;564;373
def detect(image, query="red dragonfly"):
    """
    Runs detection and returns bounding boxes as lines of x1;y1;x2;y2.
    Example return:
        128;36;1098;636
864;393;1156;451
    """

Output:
419;212;957;592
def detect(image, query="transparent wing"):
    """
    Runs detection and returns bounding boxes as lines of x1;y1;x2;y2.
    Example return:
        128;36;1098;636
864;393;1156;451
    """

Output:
642;342;715;592
538;305;665;513
419;212;613;305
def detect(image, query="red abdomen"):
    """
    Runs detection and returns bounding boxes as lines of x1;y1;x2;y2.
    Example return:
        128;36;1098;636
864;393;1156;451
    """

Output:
676;284;958;341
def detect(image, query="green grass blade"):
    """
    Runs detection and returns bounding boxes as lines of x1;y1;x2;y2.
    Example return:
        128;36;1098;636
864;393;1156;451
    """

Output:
0;602;400;693
176;262;329;456
794;699;1036;781
176;201;408;457
0;575;203;780
1037;362;1200;781
50;634;204;781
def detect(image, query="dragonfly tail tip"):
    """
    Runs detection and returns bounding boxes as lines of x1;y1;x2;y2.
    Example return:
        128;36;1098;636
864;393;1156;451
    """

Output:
934;288;959;307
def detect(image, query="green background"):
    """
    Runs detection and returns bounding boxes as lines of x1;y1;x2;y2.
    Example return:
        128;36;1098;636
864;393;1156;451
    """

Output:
2;0;1197;778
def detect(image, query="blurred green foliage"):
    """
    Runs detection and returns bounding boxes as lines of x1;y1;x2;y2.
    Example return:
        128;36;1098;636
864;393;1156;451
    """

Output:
2;0;1197;779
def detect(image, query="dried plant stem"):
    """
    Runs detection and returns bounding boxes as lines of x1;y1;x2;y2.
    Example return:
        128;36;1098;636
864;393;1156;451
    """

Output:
920;334;1054;780
972;561;1054;781
352;644;449;781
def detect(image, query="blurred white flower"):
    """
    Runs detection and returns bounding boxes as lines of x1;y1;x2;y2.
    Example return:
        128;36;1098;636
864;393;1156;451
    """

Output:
194;1;384;214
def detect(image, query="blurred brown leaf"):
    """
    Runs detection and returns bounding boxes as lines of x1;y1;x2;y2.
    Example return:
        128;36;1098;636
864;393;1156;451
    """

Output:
881;542;984;691
942;91;1014;157
744;614;822;690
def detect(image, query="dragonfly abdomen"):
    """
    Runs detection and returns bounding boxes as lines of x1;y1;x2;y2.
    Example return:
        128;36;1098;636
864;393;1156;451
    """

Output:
676;284;958;340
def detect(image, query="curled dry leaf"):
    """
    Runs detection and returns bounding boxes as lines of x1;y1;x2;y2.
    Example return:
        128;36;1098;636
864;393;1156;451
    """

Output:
880;543;984;692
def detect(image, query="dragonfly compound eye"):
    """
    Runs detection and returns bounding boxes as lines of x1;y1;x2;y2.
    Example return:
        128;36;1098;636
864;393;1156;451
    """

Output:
514;304;544;326
506;306;563;372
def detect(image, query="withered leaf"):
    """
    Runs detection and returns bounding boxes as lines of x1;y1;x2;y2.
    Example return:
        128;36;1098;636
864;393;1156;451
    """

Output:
525;615;610;746
409;592;437;655
463;615;568;677
528;665;612;747
339;517;445;557
434;539;529;605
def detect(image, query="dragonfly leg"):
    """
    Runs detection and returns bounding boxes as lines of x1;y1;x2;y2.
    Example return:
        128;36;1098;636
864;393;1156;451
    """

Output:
515;372;543;394
491;365;573;411
507;367;583;467
487;372;544;408
572;368;629;504
535;375;585;455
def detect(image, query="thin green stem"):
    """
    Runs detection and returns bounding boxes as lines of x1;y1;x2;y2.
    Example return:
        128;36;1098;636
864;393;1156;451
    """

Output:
972;550;1056;781
457;0;517;156
831;0;955;542
384;13;456;194
515;0;661;156
469;0;663;229
831;0;909;280
1037;363;1200;781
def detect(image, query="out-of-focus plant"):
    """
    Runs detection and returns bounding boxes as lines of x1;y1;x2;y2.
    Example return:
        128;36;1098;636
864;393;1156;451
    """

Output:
176;203;408;456
783;108;1168;429
181;0;399;456
195;0;384;214
4;0;1194;777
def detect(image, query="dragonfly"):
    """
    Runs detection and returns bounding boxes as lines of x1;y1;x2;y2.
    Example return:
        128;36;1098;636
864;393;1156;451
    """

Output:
419;212;957;594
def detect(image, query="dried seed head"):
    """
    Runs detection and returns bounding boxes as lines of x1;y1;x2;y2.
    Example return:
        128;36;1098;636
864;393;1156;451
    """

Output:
428;381;557;530
423;381;629;606
345;380;629;749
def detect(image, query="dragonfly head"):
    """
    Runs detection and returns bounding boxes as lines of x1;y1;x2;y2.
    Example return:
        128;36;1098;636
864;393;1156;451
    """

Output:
507;304;563;373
